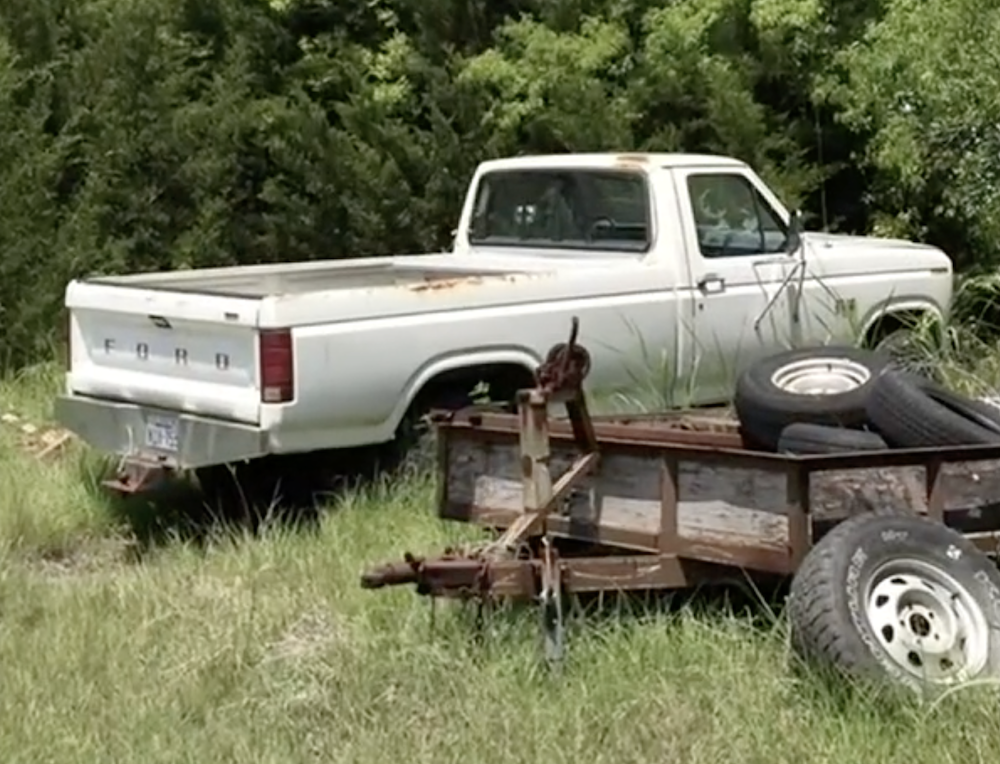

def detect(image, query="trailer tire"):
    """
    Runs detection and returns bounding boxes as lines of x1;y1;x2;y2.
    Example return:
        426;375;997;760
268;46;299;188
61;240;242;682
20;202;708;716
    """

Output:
734;346;889;451
787;513;1000;693
865;370;1000;448
777;422;888;455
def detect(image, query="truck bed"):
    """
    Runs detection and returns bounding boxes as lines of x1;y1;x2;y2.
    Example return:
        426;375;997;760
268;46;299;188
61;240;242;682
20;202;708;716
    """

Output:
88;254;535;299
62;251;640;437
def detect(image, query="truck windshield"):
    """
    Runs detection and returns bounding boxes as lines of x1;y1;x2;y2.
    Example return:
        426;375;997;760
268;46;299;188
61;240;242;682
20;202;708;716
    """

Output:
468;169;651;253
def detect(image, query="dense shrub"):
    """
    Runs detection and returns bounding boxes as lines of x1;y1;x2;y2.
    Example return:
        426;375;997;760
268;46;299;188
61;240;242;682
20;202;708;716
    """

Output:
1;0;997;368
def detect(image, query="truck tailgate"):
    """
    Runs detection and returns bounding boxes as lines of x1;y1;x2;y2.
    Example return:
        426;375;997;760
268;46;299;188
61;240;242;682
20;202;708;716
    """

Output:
65;282;263;424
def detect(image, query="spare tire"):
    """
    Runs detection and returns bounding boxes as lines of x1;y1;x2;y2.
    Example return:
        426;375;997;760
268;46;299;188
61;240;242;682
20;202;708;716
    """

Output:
777;422;889;455
734;346;890;451
866;370;1000;448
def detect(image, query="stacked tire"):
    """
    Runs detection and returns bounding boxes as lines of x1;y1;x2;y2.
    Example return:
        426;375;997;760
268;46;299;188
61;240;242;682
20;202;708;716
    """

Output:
732;345;1000;454
731;345;1000;694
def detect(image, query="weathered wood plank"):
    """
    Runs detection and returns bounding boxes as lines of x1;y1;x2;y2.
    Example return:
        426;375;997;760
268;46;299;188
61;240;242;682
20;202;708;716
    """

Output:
442;435;1000;554
445;439;791;550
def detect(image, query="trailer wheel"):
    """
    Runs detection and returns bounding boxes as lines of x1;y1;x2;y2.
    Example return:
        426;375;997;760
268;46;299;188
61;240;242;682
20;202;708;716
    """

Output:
866;370;1000;448
734;346;889;451
788;513;1000;693
777;422;888;455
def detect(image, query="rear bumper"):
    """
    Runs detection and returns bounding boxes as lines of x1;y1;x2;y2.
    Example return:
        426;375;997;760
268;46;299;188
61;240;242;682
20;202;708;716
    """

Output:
54;393;268;470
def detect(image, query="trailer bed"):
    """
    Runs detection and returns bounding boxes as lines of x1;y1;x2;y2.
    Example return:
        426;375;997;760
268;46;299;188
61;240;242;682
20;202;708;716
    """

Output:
364;319;1000;600
361;319;1000;674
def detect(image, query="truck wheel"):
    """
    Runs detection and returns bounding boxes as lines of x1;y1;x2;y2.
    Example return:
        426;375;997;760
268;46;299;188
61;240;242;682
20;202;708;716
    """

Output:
777;422;888;455
734;346;889;451
788;513;1000;693
866;370;1000;447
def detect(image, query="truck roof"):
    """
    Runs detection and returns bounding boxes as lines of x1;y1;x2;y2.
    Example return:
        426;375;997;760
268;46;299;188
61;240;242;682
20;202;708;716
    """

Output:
476;152;748;173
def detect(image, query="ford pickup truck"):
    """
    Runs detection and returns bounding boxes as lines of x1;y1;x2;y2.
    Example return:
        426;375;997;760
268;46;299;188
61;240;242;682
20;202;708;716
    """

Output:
54;152;953;501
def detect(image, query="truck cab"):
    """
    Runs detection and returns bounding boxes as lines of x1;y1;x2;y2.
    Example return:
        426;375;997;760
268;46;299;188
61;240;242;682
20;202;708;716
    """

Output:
453;153;952;401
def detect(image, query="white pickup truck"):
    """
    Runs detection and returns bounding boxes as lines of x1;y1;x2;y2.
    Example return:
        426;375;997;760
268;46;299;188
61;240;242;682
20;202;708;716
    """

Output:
55;152;953;500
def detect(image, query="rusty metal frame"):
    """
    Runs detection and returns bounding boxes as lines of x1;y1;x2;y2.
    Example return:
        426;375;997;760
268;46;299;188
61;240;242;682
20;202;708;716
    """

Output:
364;316;1000;605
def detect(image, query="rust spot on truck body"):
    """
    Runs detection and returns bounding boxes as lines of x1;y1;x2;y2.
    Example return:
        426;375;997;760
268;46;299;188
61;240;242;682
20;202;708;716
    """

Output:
406;272;541;293
614;153;651;168
409;275;485;293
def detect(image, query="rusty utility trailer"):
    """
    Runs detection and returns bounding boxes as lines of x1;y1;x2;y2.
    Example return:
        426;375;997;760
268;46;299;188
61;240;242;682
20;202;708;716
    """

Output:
361;319;1000;678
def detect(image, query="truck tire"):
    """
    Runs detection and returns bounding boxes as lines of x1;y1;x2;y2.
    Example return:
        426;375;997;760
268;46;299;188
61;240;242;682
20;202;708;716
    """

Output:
734;346;890;451
788;513;1000;693
777;422;888;455
865;370;1000;448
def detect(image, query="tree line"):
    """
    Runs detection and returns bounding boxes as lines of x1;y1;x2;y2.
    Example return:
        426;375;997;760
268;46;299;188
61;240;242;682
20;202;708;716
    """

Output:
0;0;996;368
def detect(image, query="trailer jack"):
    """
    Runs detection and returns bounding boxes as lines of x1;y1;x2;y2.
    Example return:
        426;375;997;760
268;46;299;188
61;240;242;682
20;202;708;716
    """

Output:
361;317;597;667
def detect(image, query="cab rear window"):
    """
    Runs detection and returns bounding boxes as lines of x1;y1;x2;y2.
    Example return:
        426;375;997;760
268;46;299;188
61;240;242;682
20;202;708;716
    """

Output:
468;169;651;253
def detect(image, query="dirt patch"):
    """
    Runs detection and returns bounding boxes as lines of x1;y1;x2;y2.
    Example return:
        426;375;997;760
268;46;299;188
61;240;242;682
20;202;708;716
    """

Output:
264;609;348;663
22;535;139;580
1;410;75;459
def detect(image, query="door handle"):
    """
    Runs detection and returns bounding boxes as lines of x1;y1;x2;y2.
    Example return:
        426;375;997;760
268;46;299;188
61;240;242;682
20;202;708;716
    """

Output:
697;273;726;295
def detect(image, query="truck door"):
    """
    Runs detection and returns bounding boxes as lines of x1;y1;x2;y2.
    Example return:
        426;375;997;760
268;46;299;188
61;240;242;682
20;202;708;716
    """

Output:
673;169;798;404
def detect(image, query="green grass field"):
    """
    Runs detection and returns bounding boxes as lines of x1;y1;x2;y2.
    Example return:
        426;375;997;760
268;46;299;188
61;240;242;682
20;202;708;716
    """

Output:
5;307;1000;762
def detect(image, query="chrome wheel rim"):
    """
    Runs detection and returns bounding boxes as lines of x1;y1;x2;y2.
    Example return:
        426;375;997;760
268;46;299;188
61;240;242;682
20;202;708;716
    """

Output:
863;558;990;684
771;358;871;395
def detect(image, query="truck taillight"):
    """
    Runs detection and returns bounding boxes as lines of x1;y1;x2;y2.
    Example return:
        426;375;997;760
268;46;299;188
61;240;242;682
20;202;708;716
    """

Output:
259;329;294;404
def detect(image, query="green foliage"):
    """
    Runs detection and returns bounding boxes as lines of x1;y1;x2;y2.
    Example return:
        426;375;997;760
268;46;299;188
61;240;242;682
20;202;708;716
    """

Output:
1;0;999;368
0;32;67;366
821;0;1000;266
460;16;634;154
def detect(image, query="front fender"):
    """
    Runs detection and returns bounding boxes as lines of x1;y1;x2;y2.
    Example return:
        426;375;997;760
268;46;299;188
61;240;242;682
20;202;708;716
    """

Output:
858;298;946;343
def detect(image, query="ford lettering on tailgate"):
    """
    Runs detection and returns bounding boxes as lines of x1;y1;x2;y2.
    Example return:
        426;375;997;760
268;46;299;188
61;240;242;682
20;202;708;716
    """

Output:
102;338;231;374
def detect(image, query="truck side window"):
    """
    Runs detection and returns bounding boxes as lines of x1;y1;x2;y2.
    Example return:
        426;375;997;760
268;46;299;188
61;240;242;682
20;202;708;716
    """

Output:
469;169;651;253
687;174;787;258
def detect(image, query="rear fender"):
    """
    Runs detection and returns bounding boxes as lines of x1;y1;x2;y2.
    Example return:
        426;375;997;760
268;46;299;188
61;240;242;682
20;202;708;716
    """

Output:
388;348;541;434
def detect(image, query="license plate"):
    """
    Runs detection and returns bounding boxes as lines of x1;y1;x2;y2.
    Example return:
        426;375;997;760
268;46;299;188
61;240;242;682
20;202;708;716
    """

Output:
145;416;179;452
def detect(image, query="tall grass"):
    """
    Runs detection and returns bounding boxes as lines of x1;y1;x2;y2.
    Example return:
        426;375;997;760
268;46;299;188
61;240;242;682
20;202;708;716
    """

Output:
2;396;1000;762
2;275;1000;761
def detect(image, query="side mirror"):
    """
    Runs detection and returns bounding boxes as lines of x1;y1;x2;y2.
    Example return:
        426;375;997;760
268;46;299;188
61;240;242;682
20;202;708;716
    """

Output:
784;209;804;254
